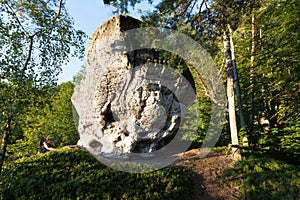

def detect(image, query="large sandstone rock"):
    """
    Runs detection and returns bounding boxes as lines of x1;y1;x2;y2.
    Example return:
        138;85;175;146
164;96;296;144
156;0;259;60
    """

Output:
72;15;195;157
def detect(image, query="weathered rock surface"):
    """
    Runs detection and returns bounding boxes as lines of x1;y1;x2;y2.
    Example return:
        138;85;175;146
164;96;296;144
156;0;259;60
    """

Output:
72;15;195;156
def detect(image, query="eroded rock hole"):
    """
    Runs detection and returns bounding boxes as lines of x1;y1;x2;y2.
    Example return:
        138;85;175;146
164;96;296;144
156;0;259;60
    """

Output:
117;136;121;142
104;103;115;123
89;139;102;149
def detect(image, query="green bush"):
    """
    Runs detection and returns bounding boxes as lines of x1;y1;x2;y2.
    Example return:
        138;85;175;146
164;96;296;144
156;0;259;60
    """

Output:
221;152;300;200
1;149;193;200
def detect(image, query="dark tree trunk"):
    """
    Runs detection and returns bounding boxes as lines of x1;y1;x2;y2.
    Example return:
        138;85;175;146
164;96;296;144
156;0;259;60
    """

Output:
0;117;12;175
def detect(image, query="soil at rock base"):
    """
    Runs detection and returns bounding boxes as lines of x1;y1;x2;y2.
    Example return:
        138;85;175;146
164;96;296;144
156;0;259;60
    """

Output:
173;149;240;200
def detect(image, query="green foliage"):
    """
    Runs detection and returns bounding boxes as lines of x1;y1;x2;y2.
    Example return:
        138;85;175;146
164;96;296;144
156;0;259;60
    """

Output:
221;152;300;200
42;82;79;146
0;0;87;87
72;65;86;85
182;97;213;148
3;85;56;155
281;118;300;158
103;0;153;14
9;82;79;156
212;146;230;154
1;149;193;200
233;0;300;158
0;0;87;170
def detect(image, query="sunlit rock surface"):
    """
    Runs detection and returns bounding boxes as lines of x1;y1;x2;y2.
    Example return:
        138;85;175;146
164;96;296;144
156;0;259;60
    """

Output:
72;15;195;156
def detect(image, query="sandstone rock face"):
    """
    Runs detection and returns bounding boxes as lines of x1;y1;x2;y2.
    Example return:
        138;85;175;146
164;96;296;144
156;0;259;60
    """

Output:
72;15;195;157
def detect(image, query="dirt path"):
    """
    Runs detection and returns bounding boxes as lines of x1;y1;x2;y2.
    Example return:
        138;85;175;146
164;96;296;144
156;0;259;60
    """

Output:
173;149;239;200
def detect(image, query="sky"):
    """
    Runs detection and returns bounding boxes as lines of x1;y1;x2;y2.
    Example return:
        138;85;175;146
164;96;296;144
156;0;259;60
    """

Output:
57;0;154;83
57;0;114;83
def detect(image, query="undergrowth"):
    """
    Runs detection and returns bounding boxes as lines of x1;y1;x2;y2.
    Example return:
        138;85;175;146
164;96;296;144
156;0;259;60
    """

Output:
220;151;300;200
1;149;193;200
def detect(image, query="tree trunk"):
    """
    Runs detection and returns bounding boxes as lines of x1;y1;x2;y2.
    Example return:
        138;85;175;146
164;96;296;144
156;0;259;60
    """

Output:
223;31;242;161
249;12;256;135
228;25;246;130
0;118;12;175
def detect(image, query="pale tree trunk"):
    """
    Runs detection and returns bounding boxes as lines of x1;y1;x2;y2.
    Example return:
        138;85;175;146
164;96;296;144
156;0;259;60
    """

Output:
249;12;255;135
223;30;242;161
228;25;246;130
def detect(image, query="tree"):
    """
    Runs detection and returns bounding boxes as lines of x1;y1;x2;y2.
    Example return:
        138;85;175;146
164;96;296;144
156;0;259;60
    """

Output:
223;28;241;160
0;0;87;173
249;9;255;134
43;82;79;146
6;85;56;156
72;65;86;85
233;0;299;158
10;82;79;156
103;0;146;13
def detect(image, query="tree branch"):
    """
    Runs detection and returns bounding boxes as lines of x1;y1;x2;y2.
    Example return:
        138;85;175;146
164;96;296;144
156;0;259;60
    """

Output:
53;0;63;26
3;2;29;36
176;0;192;17
190;66;226;108
191;0;206;29
20;36;34;80
47;0;64;34
189;0;197;14
23;0;64;70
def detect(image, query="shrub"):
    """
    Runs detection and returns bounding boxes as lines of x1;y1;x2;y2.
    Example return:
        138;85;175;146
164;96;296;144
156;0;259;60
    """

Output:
221;152;300;200
1;149;193;200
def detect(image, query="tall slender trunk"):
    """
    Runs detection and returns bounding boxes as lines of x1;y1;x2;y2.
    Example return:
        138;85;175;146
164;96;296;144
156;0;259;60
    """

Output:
228;25;245;129
223;30;241;161
0;117;12;175
249;12;256;135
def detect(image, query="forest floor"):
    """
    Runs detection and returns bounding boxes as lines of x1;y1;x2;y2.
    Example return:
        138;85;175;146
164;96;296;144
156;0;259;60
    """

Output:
173;149;239;200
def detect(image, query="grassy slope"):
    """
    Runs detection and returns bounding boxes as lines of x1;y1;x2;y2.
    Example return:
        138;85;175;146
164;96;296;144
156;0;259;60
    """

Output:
220;151;300;200
1;149;193;200
1;148;299;200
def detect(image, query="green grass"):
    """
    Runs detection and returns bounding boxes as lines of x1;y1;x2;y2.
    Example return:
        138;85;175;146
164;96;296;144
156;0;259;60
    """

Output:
1;149;193;200
2;147;298;200
220;152;300;200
